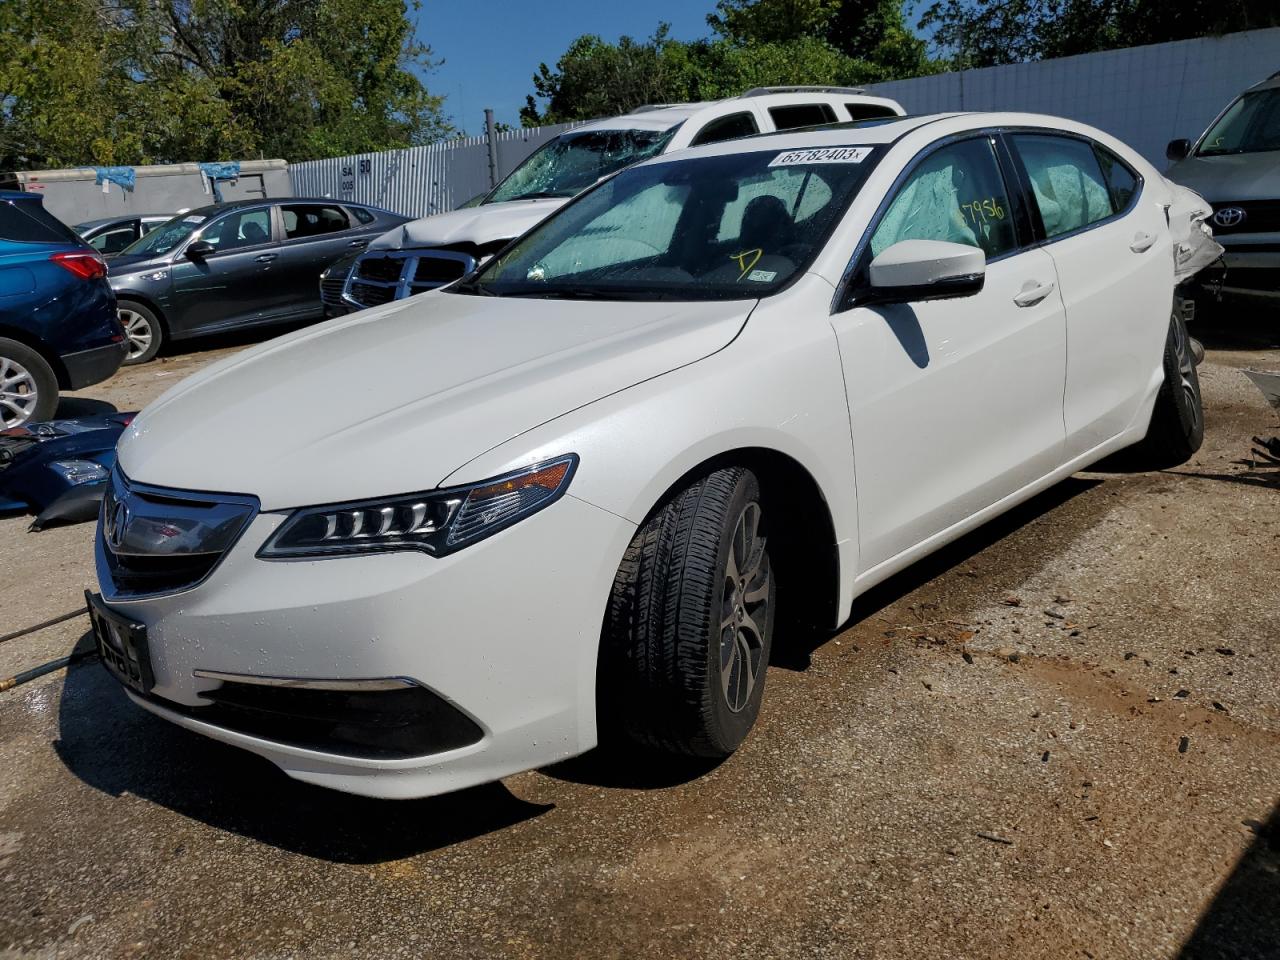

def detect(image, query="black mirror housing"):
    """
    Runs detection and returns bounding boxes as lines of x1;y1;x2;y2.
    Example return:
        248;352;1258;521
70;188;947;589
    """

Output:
185;240;215;260
1166;138;1192;162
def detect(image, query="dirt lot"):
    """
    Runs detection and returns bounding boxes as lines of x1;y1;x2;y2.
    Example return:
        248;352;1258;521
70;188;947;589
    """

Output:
1;314;1278;960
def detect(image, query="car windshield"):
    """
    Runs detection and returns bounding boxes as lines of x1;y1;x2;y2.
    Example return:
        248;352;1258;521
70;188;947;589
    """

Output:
456;145;881;302
1197;89;1280;156
484;128;678;204
119;213;207;257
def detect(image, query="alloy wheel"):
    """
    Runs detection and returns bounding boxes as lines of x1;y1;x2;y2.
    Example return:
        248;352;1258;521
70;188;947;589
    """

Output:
0;354;40;428
1171;314;1202;434
719;501;771;713
119;308;154;362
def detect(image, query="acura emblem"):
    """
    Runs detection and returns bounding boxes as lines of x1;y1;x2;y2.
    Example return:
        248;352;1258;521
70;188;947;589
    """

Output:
1213;207;1246;228
106;499;129;551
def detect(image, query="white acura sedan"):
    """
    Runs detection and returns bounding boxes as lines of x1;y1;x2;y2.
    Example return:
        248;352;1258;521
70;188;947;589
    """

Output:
91;114;1204;799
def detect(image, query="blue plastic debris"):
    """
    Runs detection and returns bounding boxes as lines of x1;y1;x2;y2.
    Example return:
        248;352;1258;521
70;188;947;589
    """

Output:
92;166;136;191
198;161;242;202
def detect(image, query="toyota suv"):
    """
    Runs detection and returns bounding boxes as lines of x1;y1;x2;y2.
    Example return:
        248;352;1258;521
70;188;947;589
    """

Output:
339;87;905;312
1166;70;1280;305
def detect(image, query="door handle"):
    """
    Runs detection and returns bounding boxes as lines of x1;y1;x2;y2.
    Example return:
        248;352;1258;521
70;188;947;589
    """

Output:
1129;232;1155;253
349;238;369;248
255;253;278;263
1013;279;1055;307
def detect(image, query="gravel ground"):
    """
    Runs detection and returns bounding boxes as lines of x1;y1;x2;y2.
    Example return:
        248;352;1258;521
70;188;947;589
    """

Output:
1;313;1278;960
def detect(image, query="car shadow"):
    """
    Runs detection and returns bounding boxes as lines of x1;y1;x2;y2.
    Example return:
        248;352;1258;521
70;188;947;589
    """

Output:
53;638;552;864
1192;301;1280;351
1175;801;1280;960
157;318;319;361
542;744;724;790
770;476;1102;671
53;396;118;418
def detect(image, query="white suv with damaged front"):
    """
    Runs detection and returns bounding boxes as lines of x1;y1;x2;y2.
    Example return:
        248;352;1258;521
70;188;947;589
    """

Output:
91;114;1207;799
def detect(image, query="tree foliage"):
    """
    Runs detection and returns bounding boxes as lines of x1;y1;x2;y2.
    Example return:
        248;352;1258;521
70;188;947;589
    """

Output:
521;0;937;126
918;0;1280;68
0;0;452;169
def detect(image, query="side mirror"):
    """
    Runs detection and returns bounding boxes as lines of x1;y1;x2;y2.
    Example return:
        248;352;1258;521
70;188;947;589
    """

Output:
1166;138;1192;163
863;239;985;305
185;240;215;260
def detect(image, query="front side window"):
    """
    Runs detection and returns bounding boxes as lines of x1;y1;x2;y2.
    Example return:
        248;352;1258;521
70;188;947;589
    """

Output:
201;208;272;251
458;146;880;301
769;103;838;131
691;112;759;146
1013;135;1113;239
282;204;349;239
485;128;677;204
1198;89;1280;157
119;214;207;257
870;137;1017;259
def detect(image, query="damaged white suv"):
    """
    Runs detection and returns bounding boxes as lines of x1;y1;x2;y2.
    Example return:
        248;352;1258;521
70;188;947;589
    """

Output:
340;87;904;311
92;114;1210;799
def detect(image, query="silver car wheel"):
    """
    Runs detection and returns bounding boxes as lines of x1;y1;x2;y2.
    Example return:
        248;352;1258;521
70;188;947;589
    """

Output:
719;501;771;714
0;354;40;428
119;308;154;362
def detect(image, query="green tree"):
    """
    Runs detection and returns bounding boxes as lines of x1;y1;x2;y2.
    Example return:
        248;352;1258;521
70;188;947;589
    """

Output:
918;0;1280;68
0;0;452;169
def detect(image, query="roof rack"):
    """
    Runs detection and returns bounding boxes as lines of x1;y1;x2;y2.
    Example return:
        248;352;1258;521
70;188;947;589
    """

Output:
739;85;868;98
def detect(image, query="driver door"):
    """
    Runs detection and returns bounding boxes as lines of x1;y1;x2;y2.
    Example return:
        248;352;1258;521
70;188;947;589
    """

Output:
168;206;276;336
830;135;1068;576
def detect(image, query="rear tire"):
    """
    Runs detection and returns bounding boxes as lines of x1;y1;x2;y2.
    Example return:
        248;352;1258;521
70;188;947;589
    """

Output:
1132;308;1204;468
600;467;776;758
117;300;163;365
0;337;58;428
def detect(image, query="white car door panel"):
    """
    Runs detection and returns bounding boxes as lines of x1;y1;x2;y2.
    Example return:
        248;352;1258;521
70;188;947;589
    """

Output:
1011;134;1174;458
831;135;1068;574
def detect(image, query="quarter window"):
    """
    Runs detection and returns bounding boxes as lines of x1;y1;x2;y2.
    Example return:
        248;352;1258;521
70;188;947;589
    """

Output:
870;137;1017;260
1013;135;1114;238
769;103;838;130
691;112;760;146
1094;145;1139;213
846;103;899;121
282;204;350;239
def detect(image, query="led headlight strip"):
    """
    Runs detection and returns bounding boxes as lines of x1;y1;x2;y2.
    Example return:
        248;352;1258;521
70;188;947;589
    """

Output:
258;455;578;559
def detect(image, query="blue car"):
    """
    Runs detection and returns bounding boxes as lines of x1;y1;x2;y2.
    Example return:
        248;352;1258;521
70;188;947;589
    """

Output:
0;191;126;427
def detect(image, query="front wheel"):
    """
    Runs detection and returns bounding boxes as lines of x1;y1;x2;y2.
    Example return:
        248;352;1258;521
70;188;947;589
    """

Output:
117;300;163;365
1131;308;1204;468
601;467;776;758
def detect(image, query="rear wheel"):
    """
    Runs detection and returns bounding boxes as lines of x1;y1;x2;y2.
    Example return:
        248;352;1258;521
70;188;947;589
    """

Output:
1132;308;1204;468
0;337;58;428
118;300;163;365
601;467;776;758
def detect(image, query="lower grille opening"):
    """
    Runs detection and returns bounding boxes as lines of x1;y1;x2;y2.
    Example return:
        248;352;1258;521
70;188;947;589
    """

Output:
149;680;484;760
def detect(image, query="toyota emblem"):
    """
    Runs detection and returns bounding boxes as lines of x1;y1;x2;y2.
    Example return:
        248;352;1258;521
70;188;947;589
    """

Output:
1212;207;1246;228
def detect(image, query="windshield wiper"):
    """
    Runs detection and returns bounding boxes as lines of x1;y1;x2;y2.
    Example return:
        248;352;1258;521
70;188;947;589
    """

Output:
450;279;496;296
508;191;575;201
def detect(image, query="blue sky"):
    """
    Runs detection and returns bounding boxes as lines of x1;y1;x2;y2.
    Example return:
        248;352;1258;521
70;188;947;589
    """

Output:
418;0;721;134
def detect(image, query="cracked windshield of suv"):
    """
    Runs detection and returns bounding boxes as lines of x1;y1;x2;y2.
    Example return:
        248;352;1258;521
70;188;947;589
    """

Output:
457;146;882;301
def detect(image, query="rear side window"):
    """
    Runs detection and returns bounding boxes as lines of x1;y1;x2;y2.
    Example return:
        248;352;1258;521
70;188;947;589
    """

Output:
691;112;759;146
282;204;350;239
769;103;838;131
0;199;81;244
845;103;899;121
88;223;140;255
1013;135;1114;239
1094;145;1140;213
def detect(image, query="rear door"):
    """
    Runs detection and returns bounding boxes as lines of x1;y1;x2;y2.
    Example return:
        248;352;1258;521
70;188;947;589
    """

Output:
87;219;141;256
167;206;275;335
1005;133;1173;458
269;203;367;320
831;134;1068;573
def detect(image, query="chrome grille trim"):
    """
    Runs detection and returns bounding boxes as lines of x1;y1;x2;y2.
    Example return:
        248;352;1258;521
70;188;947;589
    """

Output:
342;249;476;309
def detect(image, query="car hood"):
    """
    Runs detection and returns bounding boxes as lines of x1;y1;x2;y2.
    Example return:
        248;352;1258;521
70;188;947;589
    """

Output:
1166;151;1280;202
117;291;754;509
367;199;567;252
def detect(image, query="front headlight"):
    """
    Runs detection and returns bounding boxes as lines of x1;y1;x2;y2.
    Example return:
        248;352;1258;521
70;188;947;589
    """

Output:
257;455;577;559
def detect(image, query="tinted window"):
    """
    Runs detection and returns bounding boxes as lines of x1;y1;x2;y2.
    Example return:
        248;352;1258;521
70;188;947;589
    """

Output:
846;103;899;121
1013;135;1113;238
691;112;759;146
871;137;1017;260
89;224;140;254
0;199;81;244
769;103;838;130
202;208;272;251
1197;89;1280;157
282;204;350;239
350;206;375;225
1094;145;1139;212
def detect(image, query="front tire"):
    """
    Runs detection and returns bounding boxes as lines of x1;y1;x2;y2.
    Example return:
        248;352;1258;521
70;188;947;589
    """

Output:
601;467;776;758
1132;308;1204;468
117;300;163;365
0;338;58;428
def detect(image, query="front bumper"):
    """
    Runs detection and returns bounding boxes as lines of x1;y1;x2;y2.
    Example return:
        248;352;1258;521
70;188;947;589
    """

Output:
95;493;635;798
62;340;127;389
1214;239;1280;300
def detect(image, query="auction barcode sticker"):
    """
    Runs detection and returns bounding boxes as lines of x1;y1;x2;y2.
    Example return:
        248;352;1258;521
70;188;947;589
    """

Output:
769;146;872;167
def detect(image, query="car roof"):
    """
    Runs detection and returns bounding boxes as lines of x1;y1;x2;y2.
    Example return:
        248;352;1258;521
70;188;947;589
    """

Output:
643;113;962;158
0;190;43;202
75;214;175;229
173;197;390;218
573;88;904;134
1248;71;1280;92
